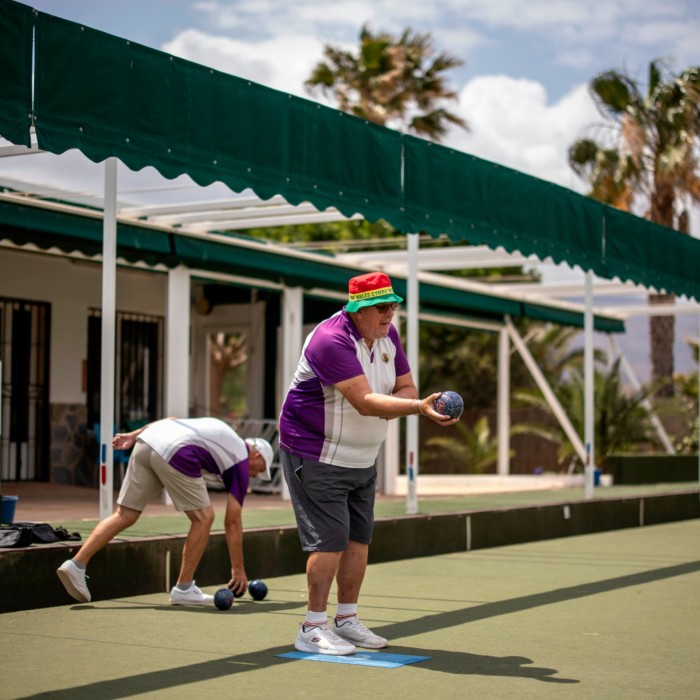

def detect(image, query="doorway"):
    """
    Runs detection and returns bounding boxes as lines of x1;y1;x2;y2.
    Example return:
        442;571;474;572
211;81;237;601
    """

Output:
0;297;51;482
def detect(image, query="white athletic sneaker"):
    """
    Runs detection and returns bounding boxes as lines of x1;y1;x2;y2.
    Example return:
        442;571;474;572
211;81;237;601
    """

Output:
56;560;91;603
333;616;389;649
295;622;357;656
169;582;214;605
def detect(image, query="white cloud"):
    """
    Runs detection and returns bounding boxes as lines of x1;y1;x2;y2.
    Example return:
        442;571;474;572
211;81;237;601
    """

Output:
193;0;382;39
162;29;326;97
185;1;699;100
445;75;600;190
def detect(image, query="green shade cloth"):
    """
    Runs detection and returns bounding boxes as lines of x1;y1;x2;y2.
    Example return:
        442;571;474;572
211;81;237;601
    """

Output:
0;199;173;264
0;0;33;147
402;136;700;299
32;10;405;228
0;197;624;332
0;1;697;304
603;207;700;296
402;135;604;271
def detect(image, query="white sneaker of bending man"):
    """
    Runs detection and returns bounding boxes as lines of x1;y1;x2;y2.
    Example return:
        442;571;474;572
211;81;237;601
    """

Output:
57;560;91;603
169;582;214;605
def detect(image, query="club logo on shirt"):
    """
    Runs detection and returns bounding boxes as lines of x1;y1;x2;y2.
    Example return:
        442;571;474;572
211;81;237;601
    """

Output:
382;352;390;363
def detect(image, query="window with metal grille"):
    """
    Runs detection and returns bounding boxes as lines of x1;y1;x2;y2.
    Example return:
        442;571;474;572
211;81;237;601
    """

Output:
0;297;51;482
87;309;164;430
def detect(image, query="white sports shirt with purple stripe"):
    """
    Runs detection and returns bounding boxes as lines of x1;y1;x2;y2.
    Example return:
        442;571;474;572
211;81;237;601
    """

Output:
137;417;250;504
279;309;411;468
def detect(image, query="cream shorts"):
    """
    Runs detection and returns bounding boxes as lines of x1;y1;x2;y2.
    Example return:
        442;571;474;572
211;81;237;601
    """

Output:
117;441;211;512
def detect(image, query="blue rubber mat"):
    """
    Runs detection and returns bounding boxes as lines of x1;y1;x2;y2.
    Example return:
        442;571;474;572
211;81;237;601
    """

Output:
277;651;431;668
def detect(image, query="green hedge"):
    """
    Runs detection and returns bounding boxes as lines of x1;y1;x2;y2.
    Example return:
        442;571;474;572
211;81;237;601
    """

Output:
606;455;699;485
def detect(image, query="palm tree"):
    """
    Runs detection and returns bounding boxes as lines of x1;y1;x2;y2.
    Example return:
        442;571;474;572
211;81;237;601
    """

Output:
515;323;606;386
568;60;700;396
513;358;663;471
305;23;468;142
426;416;512;474
672;337;699;453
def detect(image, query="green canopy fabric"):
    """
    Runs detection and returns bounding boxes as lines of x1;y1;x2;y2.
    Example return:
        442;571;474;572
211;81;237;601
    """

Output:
0;197;624;332
403;136;604;269
0;198;174;264
0;0;33;147
402;136;700;298
1;0;699;303
32;9;404;228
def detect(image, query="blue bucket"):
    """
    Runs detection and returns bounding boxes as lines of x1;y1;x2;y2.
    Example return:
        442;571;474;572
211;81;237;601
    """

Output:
1;495;19;525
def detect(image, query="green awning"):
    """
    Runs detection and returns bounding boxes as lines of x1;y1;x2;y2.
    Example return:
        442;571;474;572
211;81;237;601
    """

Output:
403;136;604;269
402;136;700;298
0;198;175;265
0;0;33;147
1;0;697;303
32;9;405;229
0;196;624;332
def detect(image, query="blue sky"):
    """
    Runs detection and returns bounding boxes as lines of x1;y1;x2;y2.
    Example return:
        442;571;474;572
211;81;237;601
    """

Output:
5;0;700;379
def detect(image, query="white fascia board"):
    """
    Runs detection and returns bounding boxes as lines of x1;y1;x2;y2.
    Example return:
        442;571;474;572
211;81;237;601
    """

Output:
119;194;289;218
489;280;650;298
601;303;700;318
336;245;536;270
180;211;362;232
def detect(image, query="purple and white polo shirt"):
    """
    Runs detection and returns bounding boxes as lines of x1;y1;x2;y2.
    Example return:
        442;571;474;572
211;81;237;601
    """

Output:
279;309;411;468
137;417;250;505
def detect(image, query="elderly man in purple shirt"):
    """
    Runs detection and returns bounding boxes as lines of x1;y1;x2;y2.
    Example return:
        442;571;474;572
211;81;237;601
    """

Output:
57;417;273;605
280;271;458;656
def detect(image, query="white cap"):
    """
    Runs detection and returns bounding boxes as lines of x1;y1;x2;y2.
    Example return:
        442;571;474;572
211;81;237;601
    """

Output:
245;437;273;481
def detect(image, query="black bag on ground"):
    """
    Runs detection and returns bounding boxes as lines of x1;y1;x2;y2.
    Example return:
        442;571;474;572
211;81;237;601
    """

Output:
0;522;81;547
0;526;34;548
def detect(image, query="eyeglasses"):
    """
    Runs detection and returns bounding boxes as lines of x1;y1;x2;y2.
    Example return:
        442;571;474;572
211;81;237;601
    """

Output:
373;302;399;314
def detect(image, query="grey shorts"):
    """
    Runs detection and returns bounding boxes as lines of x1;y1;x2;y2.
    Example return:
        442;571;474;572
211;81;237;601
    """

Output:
281;448;376;552
117;441;211;513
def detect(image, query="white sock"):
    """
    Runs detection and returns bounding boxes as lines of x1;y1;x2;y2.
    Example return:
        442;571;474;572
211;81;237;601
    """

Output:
305;610;327;626
335;603;357;619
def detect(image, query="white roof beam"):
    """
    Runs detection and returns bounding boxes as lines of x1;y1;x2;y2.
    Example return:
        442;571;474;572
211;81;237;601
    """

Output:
490;280;652;297
119;194;290;218
144;202;335;226
0;132;41;157
181;211;363;232
0;144;44;158
601;303;700;318
336;245;538;270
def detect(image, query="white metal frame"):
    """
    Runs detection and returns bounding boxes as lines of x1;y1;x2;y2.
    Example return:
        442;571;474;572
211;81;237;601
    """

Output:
1;156;698;513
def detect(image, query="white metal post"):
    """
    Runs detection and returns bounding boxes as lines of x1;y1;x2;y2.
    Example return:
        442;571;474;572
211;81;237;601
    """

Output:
497;327;510;475
405;232;420;514
281;286;303;501
99;158;118;521
584;270;595;500
165;266;191;417
383;416;399;495
160;266;191;507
